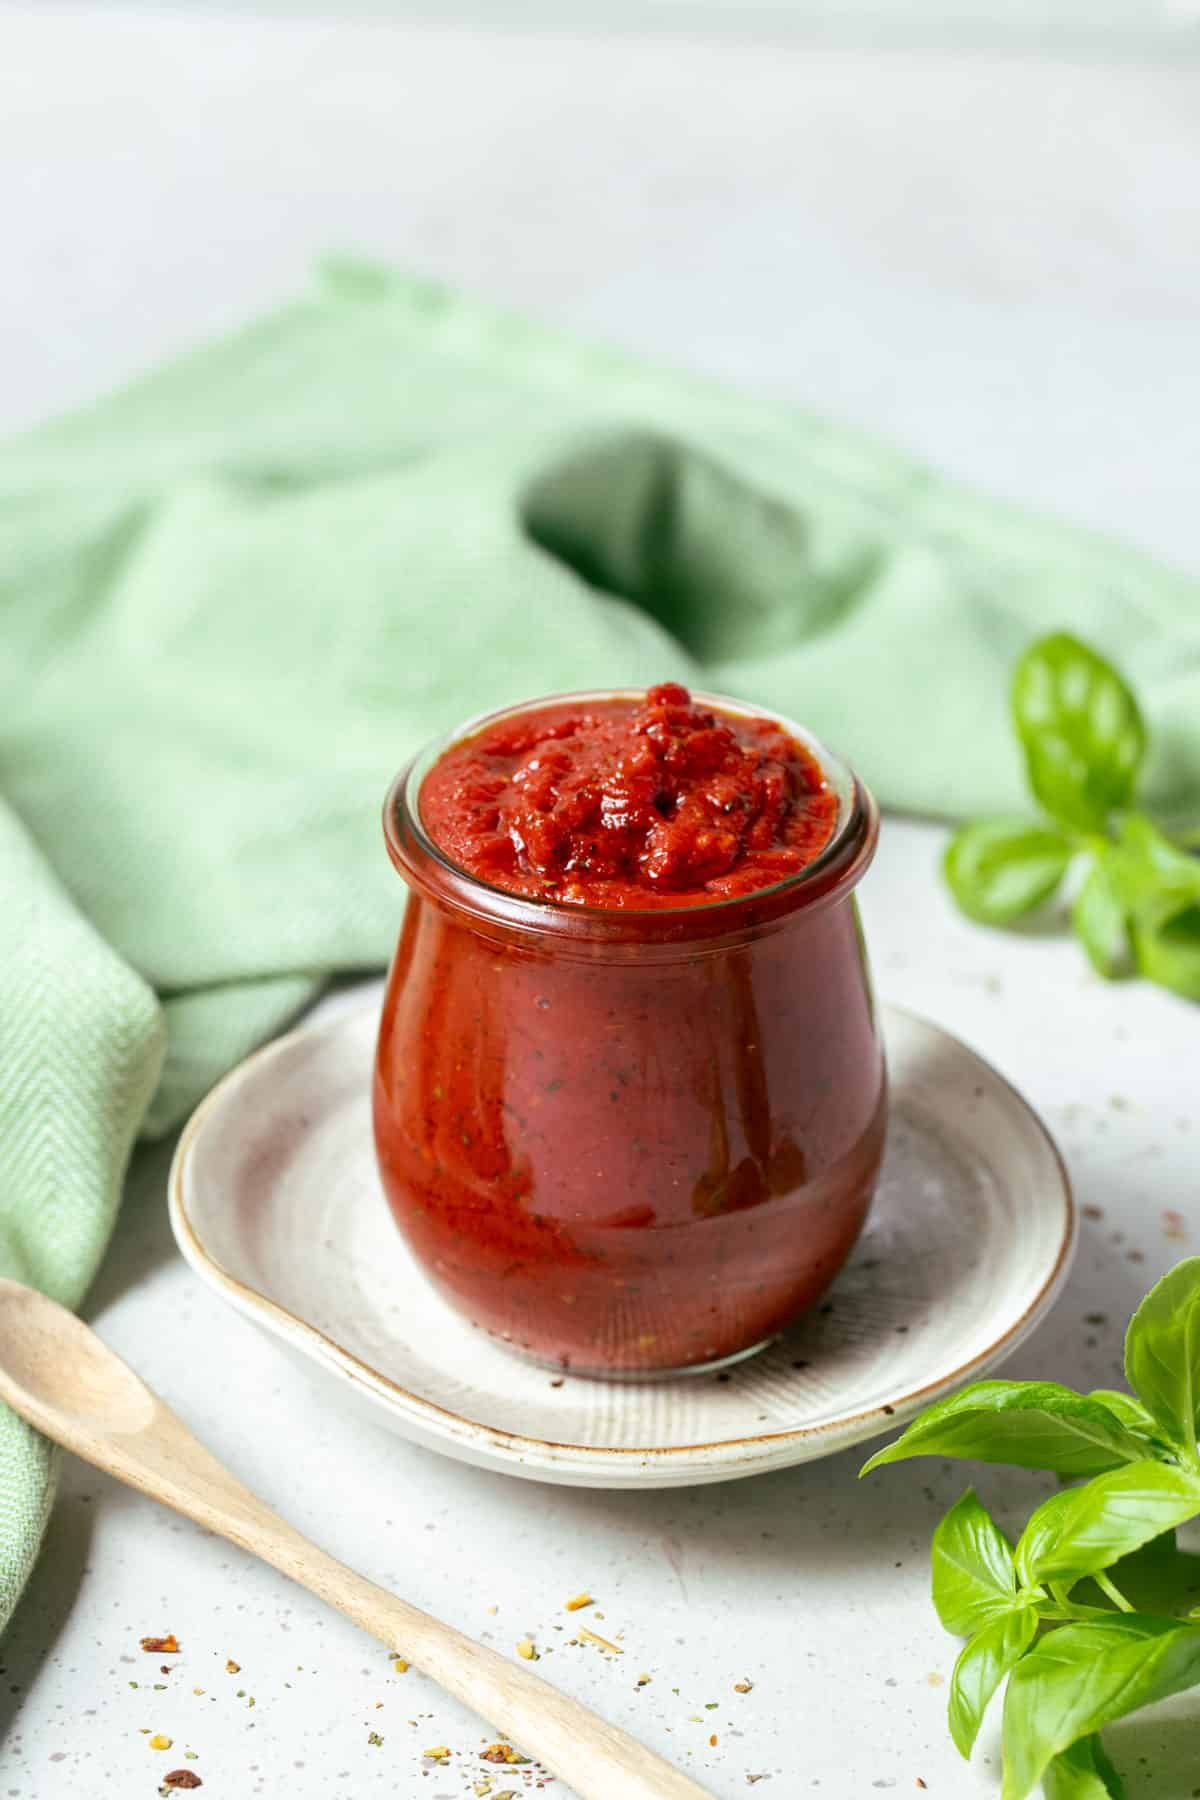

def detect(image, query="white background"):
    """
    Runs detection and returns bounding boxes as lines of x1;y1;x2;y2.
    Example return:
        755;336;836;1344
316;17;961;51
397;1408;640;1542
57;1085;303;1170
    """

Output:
1;8;1199;1797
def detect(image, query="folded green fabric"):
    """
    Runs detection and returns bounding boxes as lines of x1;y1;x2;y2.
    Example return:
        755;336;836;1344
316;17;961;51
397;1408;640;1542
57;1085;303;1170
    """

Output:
1;261;1197;1630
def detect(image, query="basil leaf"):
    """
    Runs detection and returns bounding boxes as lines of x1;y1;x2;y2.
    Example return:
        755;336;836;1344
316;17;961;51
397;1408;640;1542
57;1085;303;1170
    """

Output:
1110;817;1200;922
1001;1615;1200;1800
1013;1487;1079;1589
1086;1389;1159;1439
943;819;1074;925
1041;1734;1126;1800
932;1489;1018;1635
860;1381;1146;1479
1102;820;1200;1000
1015;1461;1200;1587
1133;904;1200;1002
1072;854;1130;980
947;1604;1038;1759
1011;634;1146;833
1124;1258;1200;1452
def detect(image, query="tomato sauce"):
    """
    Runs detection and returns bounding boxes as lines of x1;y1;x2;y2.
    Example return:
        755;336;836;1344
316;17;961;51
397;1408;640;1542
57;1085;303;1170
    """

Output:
419;683;839;907
374;686;885;1375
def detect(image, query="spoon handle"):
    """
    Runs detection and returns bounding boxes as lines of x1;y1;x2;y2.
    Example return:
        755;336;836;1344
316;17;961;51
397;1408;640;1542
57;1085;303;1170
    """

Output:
251;1528;713;1800
0;1310;714;1800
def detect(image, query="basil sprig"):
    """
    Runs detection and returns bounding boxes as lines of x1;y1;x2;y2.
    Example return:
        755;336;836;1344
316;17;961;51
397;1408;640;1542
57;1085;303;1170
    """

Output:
943;633;1200;999
863;1259;1200;1797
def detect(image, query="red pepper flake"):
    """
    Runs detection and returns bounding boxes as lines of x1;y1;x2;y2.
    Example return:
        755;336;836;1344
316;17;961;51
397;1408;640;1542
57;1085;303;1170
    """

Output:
709;1733;718;1747
224;1659;240;1674
140;1636;180;1655
163;1772;203;1790
916;1782;927;1791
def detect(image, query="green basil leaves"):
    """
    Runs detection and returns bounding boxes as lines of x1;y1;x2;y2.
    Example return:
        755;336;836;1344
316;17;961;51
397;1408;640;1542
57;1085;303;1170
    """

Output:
1014;1463;1200;1587
1003;1617;1200;1800
931;1488;1019;1634
1123;1257;1200;1458
863;1261;1200;1797
860;1380;1148;1480
944;820;1074;925
1040;1734;1126;1800
1011;632;1145;833
942;632;1200;1001
950;1605;1039;1759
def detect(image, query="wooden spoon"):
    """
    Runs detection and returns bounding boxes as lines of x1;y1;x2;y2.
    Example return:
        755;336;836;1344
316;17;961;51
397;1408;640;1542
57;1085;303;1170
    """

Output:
0;1279;714;1800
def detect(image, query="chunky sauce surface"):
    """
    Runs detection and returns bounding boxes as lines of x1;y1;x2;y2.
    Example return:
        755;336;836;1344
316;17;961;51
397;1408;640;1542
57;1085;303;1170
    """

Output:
419;683;838;908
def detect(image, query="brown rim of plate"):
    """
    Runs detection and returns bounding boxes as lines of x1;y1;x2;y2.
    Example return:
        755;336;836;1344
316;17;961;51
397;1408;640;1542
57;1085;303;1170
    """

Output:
168;1005;1076;1461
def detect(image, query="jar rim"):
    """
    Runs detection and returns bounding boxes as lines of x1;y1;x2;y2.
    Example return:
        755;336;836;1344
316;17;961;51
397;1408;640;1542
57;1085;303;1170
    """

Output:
383;687;879;946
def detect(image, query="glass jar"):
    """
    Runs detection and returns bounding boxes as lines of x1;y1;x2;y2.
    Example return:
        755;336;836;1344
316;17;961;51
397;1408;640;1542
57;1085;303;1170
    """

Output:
373;690;886;1377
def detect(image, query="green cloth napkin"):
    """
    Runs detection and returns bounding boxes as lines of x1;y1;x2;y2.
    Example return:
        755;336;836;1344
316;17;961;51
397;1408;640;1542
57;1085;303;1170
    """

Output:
1;260;1198;1630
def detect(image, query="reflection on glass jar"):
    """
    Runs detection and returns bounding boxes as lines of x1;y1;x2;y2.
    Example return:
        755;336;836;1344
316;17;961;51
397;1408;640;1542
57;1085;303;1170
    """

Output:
373;690;886;1376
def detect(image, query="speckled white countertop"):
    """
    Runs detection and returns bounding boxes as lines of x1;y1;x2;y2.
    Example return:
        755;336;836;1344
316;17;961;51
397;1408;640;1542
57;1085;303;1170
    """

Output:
1;9;1199;1798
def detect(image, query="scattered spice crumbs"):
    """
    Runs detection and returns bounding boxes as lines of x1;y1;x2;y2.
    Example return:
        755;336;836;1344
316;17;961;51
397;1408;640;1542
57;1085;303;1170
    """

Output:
148;1735;173;1752
224;1660;240;1675
422;1744;449;1760
577;1627;622;1654
515;1637;538;1660
141;1635;180;1655
367;1731;385;1748
916;1781;927;1790
162;1772;202;1790
481;1743;529;1765
564;1592;593;1612
636;1673;652;1687
733;1680;753;1694
392;1657;409;1674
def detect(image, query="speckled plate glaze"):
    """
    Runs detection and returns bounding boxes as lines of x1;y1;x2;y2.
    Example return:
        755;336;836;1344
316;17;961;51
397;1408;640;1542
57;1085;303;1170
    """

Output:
169;1003;1074;1489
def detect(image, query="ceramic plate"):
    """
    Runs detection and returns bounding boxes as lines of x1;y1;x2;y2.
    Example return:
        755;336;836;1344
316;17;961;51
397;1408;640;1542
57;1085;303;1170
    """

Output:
168;1003;1074;1489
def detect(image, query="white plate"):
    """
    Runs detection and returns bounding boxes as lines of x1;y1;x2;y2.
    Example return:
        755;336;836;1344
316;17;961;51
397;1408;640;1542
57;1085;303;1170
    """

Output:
168;1003;1074;1489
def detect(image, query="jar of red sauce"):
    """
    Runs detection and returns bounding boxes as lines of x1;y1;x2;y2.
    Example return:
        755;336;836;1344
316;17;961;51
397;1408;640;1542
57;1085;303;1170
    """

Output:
373;684;885;1376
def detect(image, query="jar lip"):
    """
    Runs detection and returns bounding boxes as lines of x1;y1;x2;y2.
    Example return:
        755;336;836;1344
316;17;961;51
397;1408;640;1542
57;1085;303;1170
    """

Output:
384;687;878;942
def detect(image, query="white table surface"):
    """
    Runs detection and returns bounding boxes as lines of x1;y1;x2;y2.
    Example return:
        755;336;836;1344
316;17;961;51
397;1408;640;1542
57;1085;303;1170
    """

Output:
2;9;1199;1799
